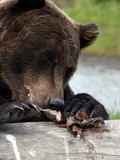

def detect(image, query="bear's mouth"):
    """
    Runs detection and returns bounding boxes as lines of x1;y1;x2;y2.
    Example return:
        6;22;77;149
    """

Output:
27;92;48;109
27;92;65;111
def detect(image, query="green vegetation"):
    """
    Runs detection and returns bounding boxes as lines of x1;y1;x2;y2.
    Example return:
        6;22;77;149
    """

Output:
53;0;120;57
110;112;120;120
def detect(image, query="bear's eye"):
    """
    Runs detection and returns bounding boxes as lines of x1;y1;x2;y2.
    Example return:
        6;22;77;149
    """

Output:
64;67;74;81
37;52;57;68
44;54;57;66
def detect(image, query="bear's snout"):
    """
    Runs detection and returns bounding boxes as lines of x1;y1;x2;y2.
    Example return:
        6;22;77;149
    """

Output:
48;97;65;111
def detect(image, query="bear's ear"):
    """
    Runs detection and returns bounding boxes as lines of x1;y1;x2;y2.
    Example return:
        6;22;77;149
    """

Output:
79;23;100;49
18;0;45;8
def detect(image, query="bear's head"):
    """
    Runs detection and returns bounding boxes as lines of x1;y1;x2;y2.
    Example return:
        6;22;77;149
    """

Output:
0;0;99;108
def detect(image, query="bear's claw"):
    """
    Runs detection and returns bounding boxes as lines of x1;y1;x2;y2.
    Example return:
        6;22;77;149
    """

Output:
63;93;109;121
0;101;40;123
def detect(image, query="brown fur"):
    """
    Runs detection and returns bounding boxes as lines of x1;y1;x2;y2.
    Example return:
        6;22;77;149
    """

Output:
0;0;99;110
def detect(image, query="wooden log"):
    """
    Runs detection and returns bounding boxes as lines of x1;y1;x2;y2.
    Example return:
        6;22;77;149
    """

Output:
0;120;120;160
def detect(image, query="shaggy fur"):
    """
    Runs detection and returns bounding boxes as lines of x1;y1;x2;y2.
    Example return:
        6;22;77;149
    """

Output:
0;0;108;122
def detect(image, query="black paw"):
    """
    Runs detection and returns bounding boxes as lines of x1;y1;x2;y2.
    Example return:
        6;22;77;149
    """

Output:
0;101;40;123
63;93;109;121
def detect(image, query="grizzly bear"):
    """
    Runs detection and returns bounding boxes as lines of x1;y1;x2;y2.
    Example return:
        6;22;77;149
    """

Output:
0;0;108;123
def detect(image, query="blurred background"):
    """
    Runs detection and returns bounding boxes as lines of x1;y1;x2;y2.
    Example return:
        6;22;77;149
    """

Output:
53;0;120;119
53;0;120;57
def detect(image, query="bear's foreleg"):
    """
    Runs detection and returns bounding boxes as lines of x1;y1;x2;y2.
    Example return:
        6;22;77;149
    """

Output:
63;86;109;121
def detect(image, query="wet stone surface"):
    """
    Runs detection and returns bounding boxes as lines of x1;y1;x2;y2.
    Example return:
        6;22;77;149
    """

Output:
70;55;120;112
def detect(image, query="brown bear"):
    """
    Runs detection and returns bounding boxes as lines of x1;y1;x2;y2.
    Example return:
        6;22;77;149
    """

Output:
0;0;108;123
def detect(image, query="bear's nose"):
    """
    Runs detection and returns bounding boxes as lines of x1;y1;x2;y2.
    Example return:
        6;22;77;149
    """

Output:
48;97;65;111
